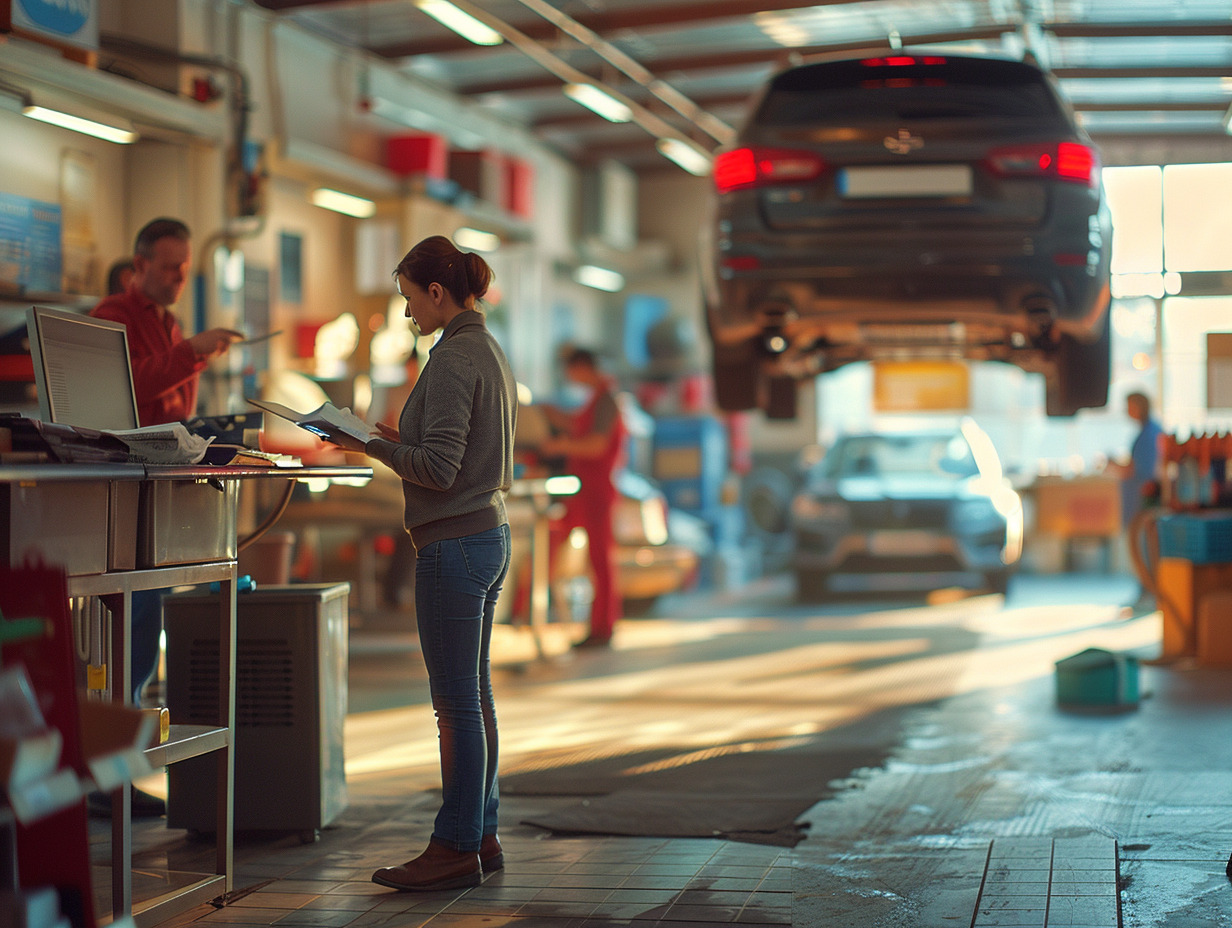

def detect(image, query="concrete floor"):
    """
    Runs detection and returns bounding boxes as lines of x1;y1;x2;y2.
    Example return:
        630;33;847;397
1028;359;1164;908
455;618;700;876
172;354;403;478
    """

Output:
107;571;1232;927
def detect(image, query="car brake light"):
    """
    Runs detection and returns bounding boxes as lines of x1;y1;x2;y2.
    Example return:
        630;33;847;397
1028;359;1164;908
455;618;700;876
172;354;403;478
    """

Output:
1056;142;1097;183
714;146;825;194
986;142;1099;186
860;56;947;67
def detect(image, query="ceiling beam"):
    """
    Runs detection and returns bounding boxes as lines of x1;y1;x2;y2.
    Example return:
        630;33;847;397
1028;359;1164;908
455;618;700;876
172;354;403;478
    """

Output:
458;26;1012;96
465;58;1232;99
541;97;1230;137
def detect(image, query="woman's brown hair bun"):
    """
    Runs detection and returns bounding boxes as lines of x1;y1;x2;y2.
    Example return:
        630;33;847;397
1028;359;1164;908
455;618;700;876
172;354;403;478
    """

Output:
393;234;493;306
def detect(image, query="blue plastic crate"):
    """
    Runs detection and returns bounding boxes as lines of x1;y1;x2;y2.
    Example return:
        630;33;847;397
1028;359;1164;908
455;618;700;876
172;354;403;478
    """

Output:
1157;512;1232;564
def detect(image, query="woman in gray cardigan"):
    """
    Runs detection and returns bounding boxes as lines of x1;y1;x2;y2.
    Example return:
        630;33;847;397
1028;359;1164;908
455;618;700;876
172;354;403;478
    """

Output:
360;235;517;891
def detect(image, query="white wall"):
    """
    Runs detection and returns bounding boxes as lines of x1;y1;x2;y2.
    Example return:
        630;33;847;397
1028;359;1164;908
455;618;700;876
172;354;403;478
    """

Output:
0;110;130;296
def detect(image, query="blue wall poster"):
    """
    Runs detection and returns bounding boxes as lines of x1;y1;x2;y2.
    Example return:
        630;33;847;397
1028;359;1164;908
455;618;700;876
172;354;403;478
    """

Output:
0;192;63;295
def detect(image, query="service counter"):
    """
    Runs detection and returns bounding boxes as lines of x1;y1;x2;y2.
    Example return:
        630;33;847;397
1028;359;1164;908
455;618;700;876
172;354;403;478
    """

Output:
0;460;372;928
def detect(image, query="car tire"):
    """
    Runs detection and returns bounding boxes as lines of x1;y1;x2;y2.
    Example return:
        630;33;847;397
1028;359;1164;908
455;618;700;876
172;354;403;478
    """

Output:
712;340;760;411
765;375;798;420
795;569;830;602
1046;309;1111;417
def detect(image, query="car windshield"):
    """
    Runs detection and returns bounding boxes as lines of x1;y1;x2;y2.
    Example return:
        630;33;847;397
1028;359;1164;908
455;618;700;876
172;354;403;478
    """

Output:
821;434;979;480
756;58;1062;126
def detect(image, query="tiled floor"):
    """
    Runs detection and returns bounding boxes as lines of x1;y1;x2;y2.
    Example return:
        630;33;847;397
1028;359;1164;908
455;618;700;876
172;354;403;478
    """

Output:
973;837;1119;928
96;574;1232;927
168;835;793;927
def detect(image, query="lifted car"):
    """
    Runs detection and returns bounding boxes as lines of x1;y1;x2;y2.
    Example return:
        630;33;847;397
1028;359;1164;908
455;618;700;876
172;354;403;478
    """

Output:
703;52;1112;419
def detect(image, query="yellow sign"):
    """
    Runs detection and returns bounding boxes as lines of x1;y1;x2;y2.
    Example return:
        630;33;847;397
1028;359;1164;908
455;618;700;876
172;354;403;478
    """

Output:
872;361;970;412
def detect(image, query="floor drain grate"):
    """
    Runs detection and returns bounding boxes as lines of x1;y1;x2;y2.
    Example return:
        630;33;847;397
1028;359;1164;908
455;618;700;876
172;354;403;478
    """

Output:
972;836;1119;928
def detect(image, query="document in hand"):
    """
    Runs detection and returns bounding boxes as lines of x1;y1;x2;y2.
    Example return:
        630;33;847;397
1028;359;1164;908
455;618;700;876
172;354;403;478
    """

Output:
247;398;374;446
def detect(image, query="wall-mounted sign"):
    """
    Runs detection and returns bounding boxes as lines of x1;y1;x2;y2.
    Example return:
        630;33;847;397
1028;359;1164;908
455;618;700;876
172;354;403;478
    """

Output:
0;192;63;295
1207;332;1232;409
872;360;971;412
6;0;100;51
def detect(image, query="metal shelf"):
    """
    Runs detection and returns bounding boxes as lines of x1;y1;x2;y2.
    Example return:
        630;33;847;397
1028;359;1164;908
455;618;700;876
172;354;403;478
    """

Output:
144;725;230;768
67;561;235;597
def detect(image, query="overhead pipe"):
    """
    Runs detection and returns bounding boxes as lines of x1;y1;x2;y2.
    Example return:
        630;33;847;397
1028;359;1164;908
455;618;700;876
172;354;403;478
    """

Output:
425;0;721;164
507;0;736;147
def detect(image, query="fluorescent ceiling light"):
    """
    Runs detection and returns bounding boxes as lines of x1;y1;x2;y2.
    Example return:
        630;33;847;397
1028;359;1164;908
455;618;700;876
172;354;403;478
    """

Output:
573;264;625;292
656;138;712;176
415;0;503;46
23;105;138;144
454;227;501;252
563;83;632;123
311;187;377;218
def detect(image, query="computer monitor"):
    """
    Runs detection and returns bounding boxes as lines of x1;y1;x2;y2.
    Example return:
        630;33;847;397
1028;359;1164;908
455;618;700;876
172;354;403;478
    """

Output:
26;305;142;431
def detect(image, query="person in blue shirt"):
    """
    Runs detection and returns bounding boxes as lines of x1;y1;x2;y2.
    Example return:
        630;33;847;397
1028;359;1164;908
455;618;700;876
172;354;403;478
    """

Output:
1113;391;1163;609
1119;392;1163;523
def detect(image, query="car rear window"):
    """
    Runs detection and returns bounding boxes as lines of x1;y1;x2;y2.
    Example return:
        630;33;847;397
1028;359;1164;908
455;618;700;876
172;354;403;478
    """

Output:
755;56;1064;126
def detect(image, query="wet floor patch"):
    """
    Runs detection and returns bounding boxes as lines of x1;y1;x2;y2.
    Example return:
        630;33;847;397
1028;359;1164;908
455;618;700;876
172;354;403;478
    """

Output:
974;836;1118;928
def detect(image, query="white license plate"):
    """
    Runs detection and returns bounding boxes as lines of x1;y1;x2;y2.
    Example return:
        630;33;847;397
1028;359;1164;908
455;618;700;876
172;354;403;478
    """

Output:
839;165;972;198
868;530;942;556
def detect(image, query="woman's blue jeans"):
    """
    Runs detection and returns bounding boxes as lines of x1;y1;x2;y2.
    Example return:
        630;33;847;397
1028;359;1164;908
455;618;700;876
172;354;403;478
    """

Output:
415;523;510;852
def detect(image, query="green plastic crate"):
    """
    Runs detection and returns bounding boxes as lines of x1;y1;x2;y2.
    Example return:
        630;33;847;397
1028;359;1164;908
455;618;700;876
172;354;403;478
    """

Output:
1055;648;1139;712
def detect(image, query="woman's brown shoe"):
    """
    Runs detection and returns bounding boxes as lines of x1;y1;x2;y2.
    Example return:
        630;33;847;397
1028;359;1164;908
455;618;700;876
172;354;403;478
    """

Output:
372;838;482;891
480;834;504;871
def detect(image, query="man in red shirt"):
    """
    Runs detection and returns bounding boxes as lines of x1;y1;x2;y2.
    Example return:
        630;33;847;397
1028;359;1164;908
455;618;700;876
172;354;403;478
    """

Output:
91;217;239;426
540;348;627;648
87;218;238;817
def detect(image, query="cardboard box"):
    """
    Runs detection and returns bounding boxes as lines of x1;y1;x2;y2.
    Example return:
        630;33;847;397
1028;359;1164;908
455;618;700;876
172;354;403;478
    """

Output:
1156;557;1232;659
1032;476;1122;538
1197;589;1232;667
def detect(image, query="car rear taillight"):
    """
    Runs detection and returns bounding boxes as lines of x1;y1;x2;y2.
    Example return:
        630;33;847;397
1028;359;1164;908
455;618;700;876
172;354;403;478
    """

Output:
713;147;825;194
860;55;947;67
985;141;1100;187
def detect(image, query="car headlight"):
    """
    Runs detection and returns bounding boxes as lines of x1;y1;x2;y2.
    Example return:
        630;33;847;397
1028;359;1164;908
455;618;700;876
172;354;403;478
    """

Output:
791;496;850;522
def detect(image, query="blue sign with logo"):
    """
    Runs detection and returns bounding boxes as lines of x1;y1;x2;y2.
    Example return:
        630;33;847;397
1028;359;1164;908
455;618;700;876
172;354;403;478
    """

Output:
13;0;99;50
0;193;63;295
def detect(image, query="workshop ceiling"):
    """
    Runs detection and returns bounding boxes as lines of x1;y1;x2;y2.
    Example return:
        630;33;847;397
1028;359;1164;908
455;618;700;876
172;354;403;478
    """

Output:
252;0;1232;172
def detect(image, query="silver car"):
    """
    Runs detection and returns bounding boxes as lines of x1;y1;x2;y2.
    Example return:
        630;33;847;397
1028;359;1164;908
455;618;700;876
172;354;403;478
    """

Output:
790;422;1023;600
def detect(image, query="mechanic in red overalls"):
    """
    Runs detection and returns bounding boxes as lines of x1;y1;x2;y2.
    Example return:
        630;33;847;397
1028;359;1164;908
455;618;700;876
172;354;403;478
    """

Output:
541;347;627;648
